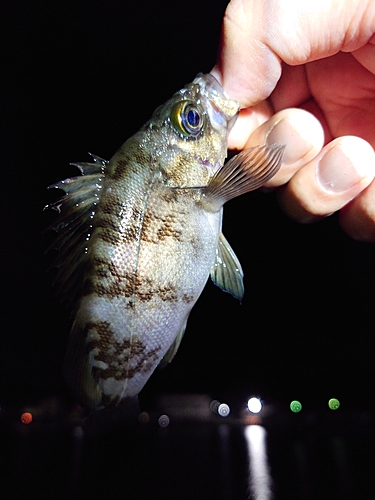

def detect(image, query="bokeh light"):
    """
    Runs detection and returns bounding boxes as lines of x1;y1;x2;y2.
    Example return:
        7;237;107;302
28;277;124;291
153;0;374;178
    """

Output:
138;412;150;424
290;400;302;413
247;397;262;414
328;398;340;410
158;414;170;427
21;412;33;424
218;403;230;417
210;400;220;413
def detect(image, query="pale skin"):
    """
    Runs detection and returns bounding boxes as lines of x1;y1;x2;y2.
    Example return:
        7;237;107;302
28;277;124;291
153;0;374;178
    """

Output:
211;0;375;241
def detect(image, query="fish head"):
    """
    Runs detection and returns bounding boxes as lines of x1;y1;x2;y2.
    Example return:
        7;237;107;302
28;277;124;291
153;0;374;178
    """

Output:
146;73;240;187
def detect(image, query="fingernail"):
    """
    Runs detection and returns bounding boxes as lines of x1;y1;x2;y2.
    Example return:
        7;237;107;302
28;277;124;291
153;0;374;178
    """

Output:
317;145;364;193
266;117;313;165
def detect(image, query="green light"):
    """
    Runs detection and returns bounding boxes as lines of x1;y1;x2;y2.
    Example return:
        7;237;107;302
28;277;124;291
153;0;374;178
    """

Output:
290;400;302;413
328;398;340;410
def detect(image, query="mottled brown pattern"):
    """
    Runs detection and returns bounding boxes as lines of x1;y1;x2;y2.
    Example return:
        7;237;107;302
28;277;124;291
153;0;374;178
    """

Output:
96;218;122;245
141;210;182;243
94;282;126;300
157;223;182;242
131;204;144;221
133;146;151;168
182;293;195;303
93;256;113;275
111;157;130;182
87;256;182;302
97;201;144;245
124;220;140;243
84;320;161;381
101;192;123;216
156;284;179;302
89;258;137;299
111;144;148;181
85;321;113;349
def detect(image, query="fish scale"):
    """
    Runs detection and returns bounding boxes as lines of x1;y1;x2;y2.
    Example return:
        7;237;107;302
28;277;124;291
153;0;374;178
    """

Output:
46;74;284;411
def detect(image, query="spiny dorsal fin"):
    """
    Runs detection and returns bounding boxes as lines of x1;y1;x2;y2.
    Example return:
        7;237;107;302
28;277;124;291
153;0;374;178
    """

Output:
44;154;107;310
72;152;107;175
210;231;244;301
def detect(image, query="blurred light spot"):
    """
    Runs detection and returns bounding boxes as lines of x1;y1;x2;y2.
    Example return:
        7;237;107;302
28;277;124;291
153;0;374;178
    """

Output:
247;397;262;414
21;412;33;424
158;414;170;427
328;398;340;410
210;399;220;413
290;400;302;413
138;411;150;424
218;403;230;417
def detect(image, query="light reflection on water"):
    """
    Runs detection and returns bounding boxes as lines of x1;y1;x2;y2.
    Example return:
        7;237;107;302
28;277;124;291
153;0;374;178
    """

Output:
244;425;273;500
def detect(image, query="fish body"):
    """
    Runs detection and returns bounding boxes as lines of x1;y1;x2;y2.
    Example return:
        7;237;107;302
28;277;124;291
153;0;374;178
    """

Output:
47;74;284;411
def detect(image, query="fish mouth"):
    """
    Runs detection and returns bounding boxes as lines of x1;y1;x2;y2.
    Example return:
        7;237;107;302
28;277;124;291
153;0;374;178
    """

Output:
193;73;240;133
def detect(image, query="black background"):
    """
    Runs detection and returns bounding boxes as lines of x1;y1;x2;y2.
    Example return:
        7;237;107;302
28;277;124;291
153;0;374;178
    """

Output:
1;0;374;416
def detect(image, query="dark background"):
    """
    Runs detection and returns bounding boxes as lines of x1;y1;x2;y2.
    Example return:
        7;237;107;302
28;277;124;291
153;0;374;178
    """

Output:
1;0;374;418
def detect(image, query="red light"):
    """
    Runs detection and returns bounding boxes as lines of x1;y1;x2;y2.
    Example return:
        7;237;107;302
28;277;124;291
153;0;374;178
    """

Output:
21;412;33;424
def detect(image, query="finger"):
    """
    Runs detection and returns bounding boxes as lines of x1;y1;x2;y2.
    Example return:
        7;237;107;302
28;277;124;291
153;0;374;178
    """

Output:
339;180;375;242
213;0;374;106
227;101;274;150
230;108;324;186
351;33;375;74
276;136;375;223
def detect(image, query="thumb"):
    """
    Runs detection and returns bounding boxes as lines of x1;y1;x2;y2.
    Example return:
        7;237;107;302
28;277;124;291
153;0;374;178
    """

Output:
212;0;375;106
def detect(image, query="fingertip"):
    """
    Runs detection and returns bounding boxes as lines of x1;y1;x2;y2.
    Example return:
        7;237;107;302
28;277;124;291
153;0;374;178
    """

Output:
277;137;375;224
316;137;375;194
228;105;273;150
265;109;324;165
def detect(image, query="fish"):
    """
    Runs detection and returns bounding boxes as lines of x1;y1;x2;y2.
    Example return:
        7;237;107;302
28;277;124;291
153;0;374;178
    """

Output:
45;73;284;411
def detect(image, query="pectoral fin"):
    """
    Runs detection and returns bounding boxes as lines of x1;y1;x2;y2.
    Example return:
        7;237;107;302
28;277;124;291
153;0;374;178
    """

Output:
210;232;244;301
202;144;285;211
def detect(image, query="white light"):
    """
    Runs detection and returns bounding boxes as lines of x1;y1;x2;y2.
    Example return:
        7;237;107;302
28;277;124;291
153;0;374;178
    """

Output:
158;414;170;427
248;397;262;414
218;403;230;417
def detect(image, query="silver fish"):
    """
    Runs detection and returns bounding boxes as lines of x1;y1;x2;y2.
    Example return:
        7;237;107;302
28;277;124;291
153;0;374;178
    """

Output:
46;74;284;411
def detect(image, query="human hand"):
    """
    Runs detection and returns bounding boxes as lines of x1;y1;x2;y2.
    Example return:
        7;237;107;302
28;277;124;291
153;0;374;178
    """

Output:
211;0;375;241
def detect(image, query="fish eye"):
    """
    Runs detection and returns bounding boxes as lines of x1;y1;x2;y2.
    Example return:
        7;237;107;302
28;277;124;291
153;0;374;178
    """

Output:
170;100;205;137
